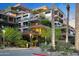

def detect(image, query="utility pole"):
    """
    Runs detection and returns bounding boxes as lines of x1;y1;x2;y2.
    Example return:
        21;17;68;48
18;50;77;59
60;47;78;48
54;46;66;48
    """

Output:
66;4;70;43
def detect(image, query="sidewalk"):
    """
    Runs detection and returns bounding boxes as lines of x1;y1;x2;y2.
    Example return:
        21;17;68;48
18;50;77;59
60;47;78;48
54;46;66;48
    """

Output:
0;47;40;50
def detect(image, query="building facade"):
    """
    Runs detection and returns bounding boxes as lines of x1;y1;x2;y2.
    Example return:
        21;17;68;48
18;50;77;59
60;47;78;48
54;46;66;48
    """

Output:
1;4;75;42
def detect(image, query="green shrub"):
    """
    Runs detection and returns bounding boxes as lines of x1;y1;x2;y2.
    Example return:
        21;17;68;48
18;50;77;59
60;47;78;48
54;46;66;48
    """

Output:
55;28;61;41
0;44;5;49
56;41;74;55
4;27;22;46
40;43;51;53
15;40;28;48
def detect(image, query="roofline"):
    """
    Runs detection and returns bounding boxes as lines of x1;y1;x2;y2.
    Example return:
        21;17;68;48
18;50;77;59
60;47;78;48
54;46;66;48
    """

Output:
0;13;16;18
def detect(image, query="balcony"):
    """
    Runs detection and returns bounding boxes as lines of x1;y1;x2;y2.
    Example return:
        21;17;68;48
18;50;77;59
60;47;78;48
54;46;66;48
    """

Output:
17;18;29;22
19;25;29;28
23;18;29;21
30;14;39;21
31;17;39;21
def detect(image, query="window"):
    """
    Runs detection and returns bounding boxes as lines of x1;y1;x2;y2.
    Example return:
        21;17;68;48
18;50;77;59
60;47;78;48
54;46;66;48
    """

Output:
45;11;50;14
23;22;28;26
18;29;21;31
0;14;2;18
18;23;21;27
0;14;7;21
23;14;28;17
17;17;21;20
59;13;63;18
17;9;20;12
54;17;58;21
54;11;58;15
35;15;38;17
3;15;7;20
55;23;57;26
8;17;14;22
58;23;60;25
55;22;62;27
17;17;21;22
23;28;28;32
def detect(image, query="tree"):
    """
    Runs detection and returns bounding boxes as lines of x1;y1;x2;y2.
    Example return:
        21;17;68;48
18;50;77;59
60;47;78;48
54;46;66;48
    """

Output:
39;13;46;19
51;4;56;50
55;28;61;41
40;27;51;42
4;27;22;46
39;27;51;52
40;20;51;27
66;4;70;43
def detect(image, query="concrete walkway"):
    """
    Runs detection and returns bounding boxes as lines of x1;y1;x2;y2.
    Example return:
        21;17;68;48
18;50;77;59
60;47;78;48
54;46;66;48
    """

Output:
0;47;43;56
0;47;40;50
0;47;78;56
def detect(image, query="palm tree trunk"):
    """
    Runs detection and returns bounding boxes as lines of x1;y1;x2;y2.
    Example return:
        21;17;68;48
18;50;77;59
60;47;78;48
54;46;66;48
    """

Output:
66;10;69;43
66;4;70;43
51;4;56;50
51;19;55;50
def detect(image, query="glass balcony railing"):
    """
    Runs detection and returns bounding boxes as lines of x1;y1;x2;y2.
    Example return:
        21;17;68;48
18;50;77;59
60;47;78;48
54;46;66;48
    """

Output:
19;25;29;28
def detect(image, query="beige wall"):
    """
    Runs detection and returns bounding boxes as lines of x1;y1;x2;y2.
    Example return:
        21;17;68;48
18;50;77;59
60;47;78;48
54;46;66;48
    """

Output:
75;3;79;51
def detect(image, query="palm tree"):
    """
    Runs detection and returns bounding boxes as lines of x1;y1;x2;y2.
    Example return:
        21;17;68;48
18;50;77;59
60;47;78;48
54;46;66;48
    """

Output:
66;4;70;43
51;4;56;50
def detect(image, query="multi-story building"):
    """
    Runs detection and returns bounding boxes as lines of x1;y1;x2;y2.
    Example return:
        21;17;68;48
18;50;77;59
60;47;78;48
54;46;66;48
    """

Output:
16;13;33;32
2;4;75;42
0;13;17;28
4;4;31;33
0;11;17;43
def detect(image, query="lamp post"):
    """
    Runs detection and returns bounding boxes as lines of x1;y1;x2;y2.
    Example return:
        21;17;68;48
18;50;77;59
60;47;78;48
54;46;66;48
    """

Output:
66;4;70;43
30;33;32;47
2;26;6;48
45;36;47;45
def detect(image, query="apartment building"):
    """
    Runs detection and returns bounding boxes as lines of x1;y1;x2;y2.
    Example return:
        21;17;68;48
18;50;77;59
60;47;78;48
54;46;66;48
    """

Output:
16;13;32;32
4;4;31;33
0;13;17;28
2;4;74;40
0;11;18;43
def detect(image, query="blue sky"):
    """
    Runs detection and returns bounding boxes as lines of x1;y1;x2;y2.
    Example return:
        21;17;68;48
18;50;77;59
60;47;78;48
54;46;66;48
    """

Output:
0;3;75;27
0;3;75;15
0;3;75;18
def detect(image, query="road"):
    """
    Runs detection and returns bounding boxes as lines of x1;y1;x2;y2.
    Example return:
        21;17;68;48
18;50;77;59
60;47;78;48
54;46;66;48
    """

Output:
0;47;43;56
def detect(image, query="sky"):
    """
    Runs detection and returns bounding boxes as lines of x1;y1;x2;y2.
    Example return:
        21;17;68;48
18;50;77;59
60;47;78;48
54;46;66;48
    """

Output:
0;3;75;28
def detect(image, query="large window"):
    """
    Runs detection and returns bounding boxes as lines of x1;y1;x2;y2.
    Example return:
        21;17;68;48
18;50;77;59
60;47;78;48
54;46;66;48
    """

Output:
54;11;58;15
17;17;21;20
23;28;28;32
18;23;21;27
59;13;63;18
8;17;14;23
0;14;2;18
55;22;62;27
0;14;8;22
45;11;50;14
18;29;21;31
23;22;28;26
23;14;28;17
3;15;7;20
17;17;21;22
